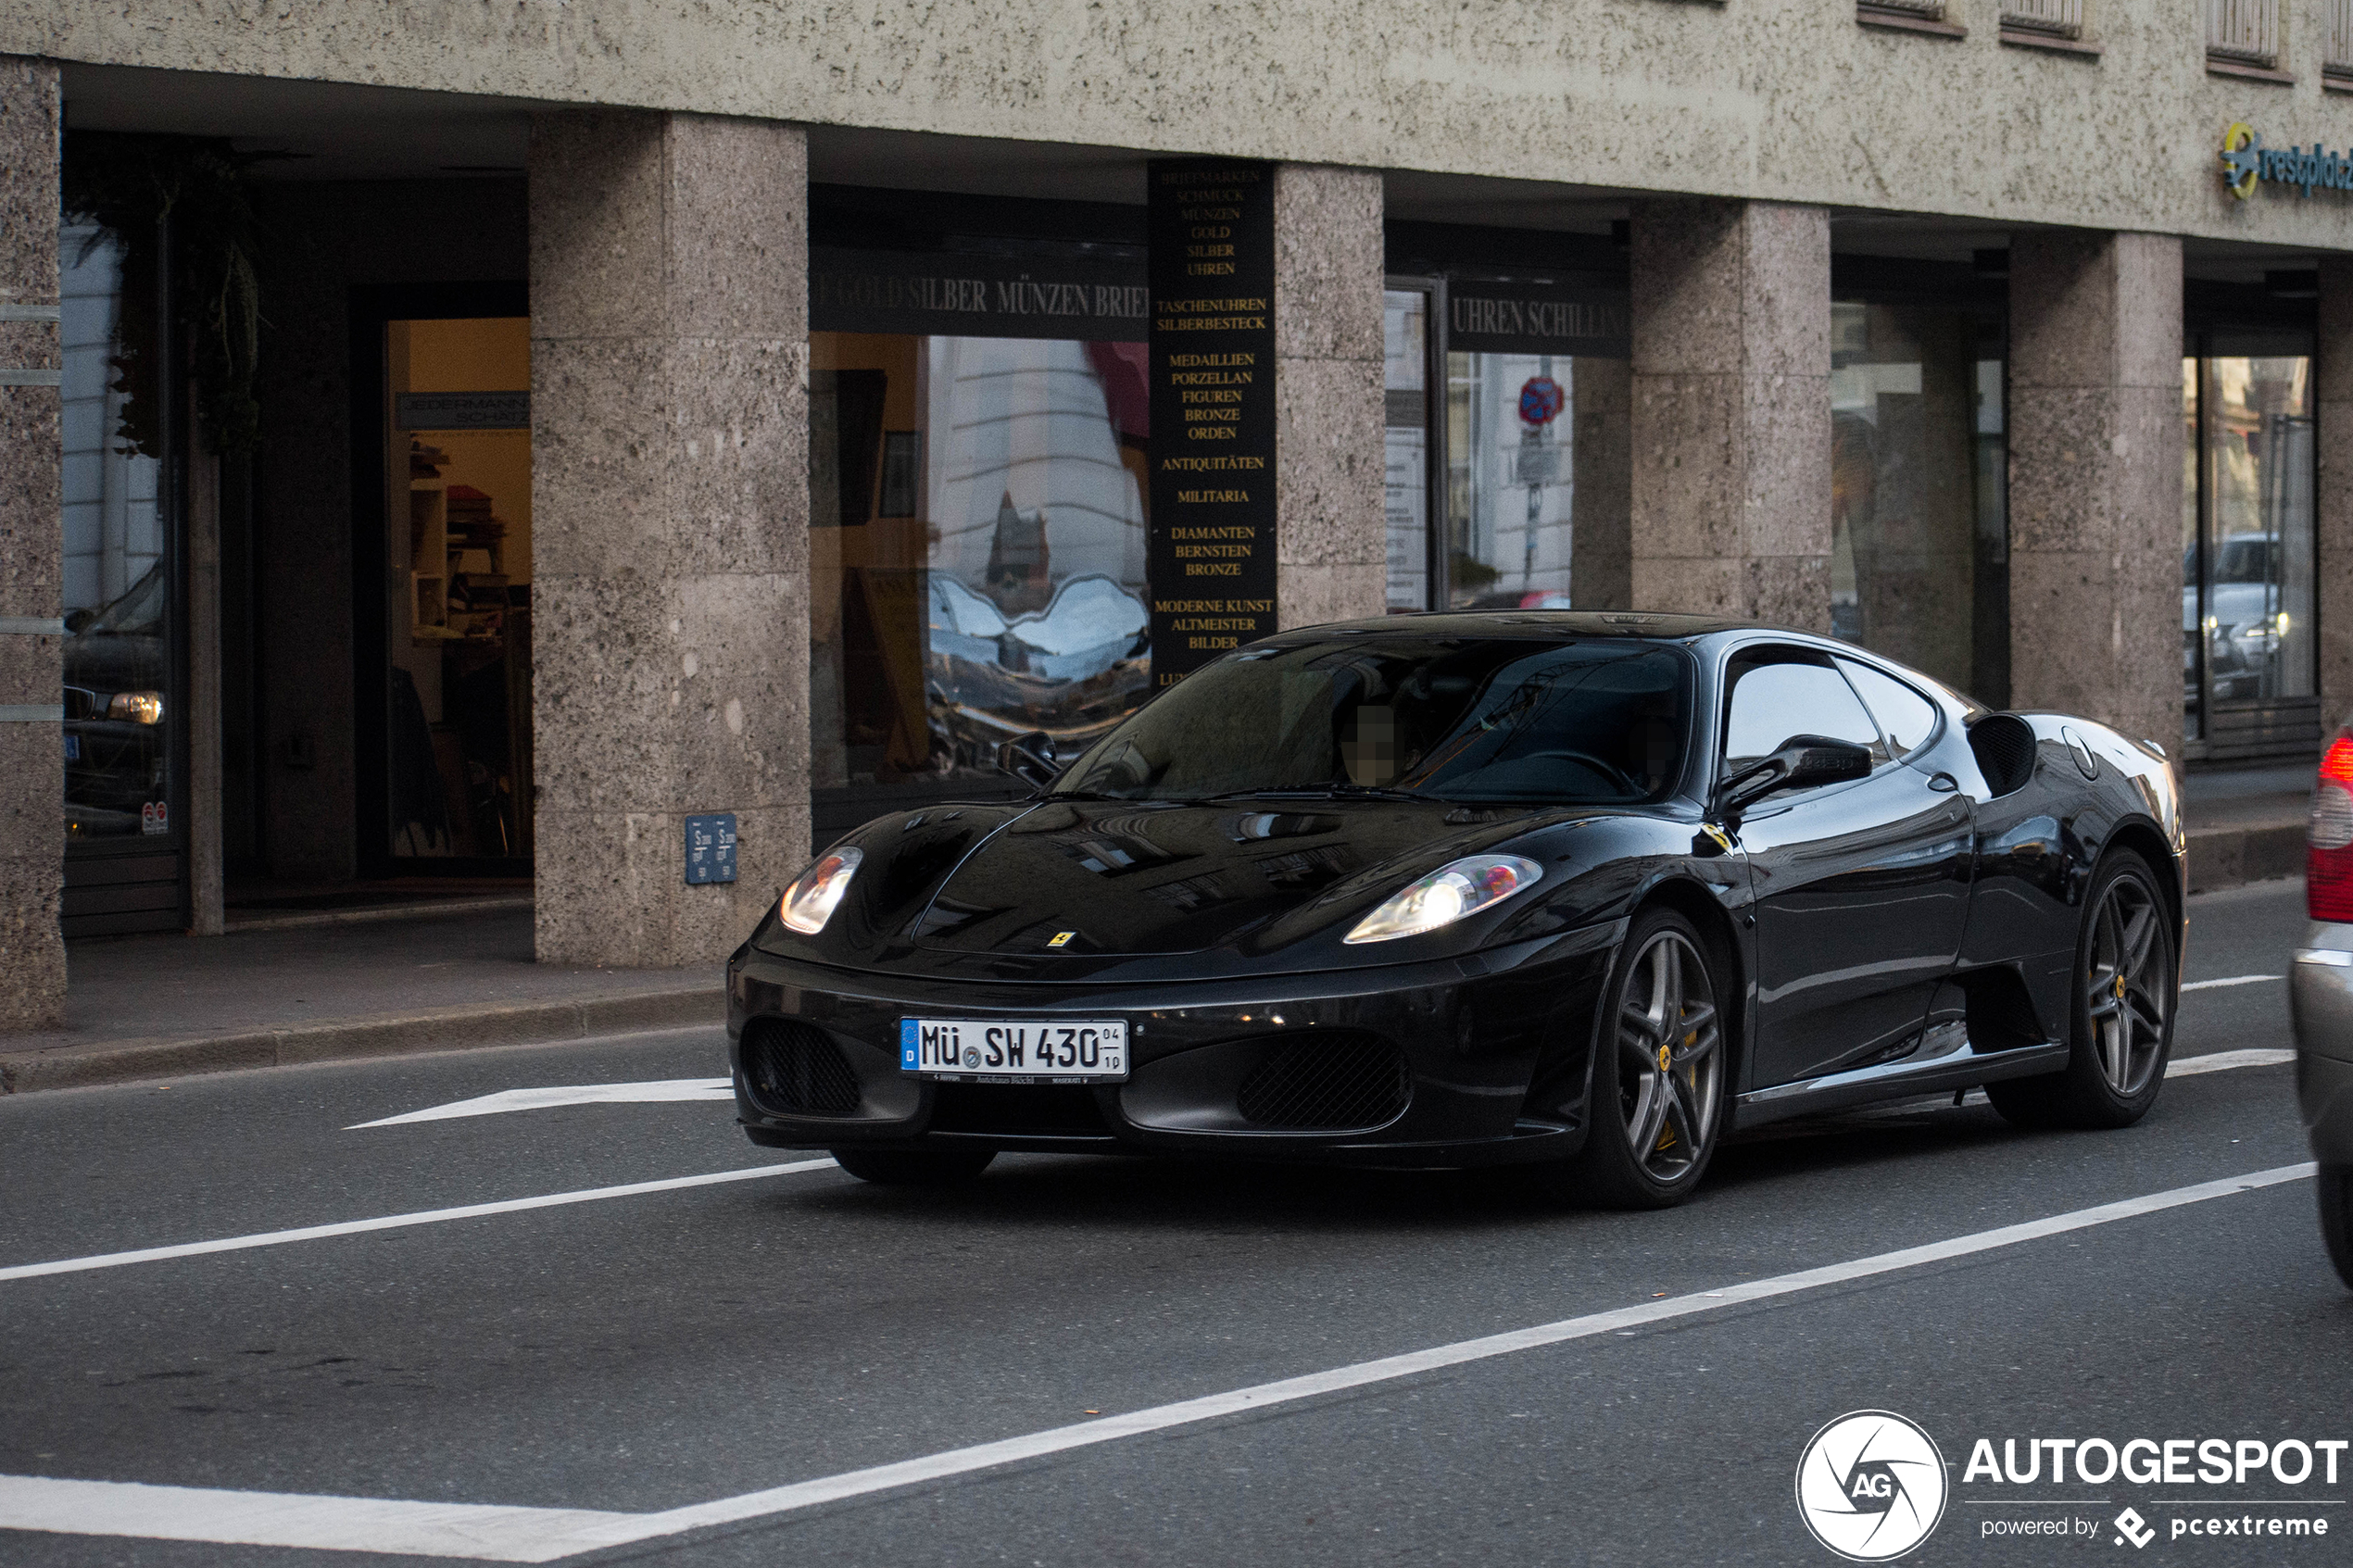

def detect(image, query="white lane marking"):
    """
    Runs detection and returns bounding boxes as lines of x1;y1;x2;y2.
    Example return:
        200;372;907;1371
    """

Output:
0;1162;2313;1562
0;1161;837;1285
0;1475;631;1562
2183;973;2284;992
2168;1047;2296;1076
347;1079;735;1129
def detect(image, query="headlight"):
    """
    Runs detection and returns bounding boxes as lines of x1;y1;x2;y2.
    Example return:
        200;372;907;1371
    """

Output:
779;847;862;934
1343;854;1542;945
107;691;164;724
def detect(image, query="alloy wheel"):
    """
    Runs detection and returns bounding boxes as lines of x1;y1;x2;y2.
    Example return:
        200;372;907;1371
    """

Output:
2084;871;2170;1097
1615;928;1723;1182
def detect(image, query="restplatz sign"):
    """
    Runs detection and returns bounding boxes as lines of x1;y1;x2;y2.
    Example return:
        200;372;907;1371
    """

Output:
2221;121;2353;200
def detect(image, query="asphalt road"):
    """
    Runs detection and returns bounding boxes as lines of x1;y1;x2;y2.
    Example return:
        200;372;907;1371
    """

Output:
0;877;2344;1567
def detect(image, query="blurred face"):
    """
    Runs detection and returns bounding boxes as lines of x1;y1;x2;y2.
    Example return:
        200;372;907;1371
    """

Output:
1341;705;1399;785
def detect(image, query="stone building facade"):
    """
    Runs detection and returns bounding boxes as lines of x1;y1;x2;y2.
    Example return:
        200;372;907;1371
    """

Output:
5;0;2353;1020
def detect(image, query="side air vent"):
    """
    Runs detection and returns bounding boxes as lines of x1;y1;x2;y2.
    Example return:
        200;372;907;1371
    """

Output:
1968;713;2038;797
740;1021;862;1117
1236;1033;1410;1132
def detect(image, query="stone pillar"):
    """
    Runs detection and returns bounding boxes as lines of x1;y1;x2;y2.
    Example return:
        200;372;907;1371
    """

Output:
0;57;63;1028
1273;164;1386;630
1570;356;1633;611
529;111;810;969
1628;198;1831;628
2318;257;2353;730
2007;231;2182;750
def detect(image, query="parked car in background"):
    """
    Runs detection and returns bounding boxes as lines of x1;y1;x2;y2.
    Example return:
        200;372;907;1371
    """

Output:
2292;725;2353;1288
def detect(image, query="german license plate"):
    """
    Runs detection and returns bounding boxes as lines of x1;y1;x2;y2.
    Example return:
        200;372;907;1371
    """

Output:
900;1017;1128;1083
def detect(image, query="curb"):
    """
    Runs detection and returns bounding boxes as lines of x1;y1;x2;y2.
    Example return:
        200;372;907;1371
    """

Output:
2185;822;2306;895
226;897;536;933
0;985;725;1096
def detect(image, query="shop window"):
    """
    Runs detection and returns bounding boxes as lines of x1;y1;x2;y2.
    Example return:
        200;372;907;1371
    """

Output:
809;331;1151;794
382;318;533;863
2183;352;2317;755
60;222;173;849
1384;289;1430;611
1829;298;2008;705
1443;348;1629;610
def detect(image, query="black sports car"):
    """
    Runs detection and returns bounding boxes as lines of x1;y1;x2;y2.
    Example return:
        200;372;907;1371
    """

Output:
726;613;2183;1208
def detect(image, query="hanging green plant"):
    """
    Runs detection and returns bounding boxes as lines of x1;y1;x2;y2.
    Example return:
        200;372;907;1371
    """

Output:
61;131;266;458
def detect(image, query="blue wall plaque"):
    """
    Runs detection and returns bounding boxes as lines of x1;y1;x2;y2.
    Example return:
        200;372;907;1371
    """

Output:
685;813;738;884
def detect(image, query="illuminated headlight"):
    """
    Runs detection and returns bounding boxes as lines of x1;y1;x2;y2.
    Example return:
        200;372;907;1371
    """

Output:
107;691;164;724
779;847;862;934
1344;854;1542;945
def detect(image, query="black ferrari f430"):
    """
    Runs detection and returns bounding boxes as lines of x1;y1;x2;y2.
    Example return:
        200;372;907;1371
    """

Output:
727;614;2183;1207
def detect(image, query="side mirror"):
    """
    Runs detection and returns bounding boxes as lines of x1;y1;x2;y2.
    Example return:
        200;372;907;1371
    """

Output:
998;730;1060;790
1718;734;1873;815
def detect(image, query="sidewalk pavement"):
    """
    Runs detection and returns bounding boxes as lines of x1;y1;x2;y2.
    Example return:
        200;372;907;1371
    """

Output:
0;906;722;1097
0;761;2320;1098
2181;760;2313;894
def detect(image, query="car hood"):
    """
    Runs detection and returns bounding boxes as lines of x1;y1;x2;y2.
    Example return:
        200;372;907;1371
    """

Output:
912;797;1528;957
757;795;1651;984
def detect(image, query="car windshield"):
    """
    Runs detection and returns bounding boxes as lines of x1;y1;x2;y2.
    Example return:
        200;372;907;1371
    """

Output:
1052;635;1692;804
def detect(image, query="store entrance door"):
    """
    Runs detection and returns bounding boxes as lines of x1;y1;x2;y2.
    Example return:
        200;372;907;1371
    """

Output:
353;285;534;877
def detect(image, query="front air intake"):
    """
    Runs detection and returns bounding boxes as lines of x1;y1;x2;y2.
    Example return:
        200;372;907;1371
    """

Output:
740;1021;862;1117
1236;1033;1410;1132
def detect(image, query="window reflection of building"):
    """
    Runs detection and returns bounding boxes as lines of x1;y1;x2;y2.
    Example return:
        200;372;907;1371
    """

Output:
60;223;171;844
1442;348;1629;612
810;332;1151;795
2182;348;2317;754
1828;295;2008;705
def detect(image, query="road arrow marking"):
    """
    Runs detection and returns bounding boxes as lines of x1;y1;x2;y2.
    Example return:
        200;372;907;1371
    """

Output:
346;1079;735;1129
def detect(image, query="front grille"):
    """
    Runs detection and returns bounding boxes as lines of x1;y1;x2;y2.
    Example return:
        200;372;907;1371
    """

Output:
929;1084;1111;1136
1236;1034;1410;1131
740;1021;862;1117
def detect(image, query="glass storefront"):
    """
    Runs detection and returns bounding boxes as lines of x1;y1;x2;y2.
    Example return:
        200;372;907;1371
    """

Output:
381;317;534;863
2181;348;2317;753
61;223;173;847
1384;270;1631;612
1829;295;2008;705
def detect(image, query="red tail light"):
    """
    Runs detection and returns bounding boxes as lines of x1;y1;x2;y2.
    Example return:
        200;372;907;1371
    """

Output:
2310;736;2353;922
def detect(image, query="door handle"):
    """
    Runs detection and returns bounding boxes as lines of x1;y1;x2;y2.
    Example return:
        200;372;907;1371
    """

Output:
1927;772;1960;793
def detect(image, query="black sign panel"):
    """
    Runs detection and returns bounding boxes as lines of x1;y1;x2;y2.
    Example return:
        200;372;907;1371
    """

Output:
1447;278;1630;358
1147;160;1278;688
811;246;1148;341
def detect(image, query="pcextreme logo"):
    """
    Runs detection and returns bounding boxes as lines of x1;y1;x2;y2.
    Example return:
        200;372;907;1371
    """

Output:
1795;1411;1950;1562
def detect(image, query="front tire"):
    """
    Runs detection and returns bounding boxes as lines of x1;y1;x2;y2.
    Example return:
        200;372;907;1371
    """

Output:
2320;1165;2353;1290
1987;850;2176;1130
830;1148;996;1186
1539;907;1730;1210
